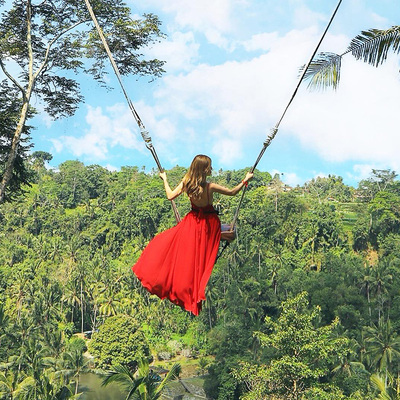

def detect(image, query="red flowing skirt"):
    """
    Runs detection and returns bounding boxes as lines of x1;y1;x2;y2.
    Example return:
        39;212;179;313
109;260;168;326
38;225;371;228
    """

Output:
132;207;221;316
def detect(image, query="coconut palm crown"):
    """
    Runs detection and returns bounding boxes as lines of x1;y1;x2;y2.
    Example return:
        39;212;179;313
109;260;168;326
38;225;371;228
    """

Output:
304;26;400;90
102;358;181;400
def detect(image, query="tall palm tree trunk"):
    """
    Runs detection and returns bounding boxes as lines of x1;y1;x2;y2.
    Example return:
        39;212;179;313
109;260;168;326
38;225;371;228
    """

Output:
81;280;84;334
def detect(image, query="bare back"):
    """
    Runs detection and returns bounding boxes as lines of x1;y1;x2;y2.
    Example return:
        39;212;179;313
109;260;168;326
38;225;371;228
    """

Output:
188;183;213;208
188;181;239;207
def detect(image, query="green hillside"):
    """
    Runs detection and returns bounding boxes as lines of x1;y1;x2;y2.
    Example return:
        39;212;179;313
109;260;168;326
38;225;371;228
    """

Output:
1;163;400;399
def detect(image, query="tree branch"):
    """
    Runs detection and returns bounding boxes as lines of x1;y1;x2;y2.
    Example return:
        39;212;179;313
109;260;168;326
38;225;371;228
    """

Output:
0;58;26;97
34;19;90;79
31;0;49;7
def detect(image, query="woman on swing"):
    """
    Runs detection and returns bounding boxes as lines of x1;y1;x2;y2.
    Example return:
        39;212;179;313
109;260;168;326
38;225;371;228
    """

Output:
132;154;253;316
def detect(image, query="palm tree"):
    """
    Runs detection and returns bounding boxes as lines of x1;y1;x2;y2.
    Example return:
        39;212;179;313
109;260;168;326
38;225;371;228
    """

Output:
43;327;65;365
8;316;37;374
237;279;259;325
61;279;81;324
74;261;88;334
44;371;82;400
370;263;393;299
357;330;371;369
87;278;104;333
304;26;400;89
48;237;63;263
249;235;266;273
8;270;30;320
0;369;35;400
364;319;400;386
204;283;218;329
370;373;399;400
0;302;9;348
369;262;393;323
331;343;366;378
1;343;78;400
97;288;124;317
102;358;181;400
265;244;286;294
62;349;90;395
268;173;284;212
41;284;62;324
360;265;373;319
65;235;81;273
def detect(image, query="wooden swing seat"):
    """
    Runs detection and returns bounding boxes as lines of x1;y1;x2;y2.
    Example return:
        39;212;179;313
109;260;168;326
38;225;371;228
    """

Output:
221;223;236;242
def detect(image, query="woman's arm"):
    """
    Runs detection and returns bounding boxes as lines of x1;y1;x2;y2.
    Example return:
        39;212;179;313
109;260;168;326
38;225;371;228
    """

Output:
210;171;254;196
159;172;184;200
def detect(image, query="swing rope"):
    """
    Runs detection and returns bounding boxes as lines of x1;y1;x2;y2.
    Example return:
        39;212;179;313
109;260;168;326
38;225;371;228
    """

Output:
83;0;181;224
84;0;343;256
216;0;343;260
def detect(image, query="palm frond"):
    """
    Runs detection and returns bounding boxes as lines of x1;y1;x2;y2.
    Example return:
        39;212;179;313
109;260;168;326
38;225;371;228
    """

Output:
102;364;135;387
302;52;342;90
304;25;400;91
155;363;181;394
349;26;400;66
126;384;142;400
137;358;150;378
12;376;36;398
370;373;391;400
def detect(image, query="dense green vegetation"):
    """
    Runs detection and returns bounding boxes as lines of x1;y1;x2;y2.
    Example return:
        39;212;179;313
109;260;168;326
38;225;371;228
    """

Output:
1;160;400;399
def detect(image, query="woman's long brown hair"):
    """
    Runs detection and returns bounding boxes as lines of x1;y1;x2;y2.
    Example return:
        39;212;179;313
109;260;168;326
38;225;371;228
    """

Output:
182;155;212;199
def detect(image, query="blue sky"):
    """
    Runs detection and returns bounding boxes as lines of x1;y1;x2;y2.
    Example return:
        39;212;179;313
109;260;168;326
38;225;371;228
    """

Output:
22;0;400;186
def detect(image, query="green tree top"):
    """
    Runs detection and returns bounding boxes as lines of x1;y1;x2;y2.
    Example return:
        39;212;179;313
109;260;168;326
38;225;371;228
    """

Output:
234;292;351;399
0;0;165;202
88;314;150;369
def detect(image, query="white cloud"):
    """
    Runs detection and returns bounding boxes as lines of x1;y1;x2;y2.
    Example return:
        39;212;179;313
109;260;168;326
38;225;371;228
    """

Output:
369;12;390;27
346;164;375;183
50;138;63;154
282;172;302;187
51;105;145;160
269;168;306;186
212;138;242;164
105;164;119;172
143;27;332;166
145;31;200;72
292;3;327;28
135;0;235;48
39;0;400;179
134;100;178;144
346;163;399;184
284;54;400;166
39;113;53;129
32;103;54;128
313;172;329;180
241;32;280;52
103;103;145;149
137;24;400;174
167;0;233;34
